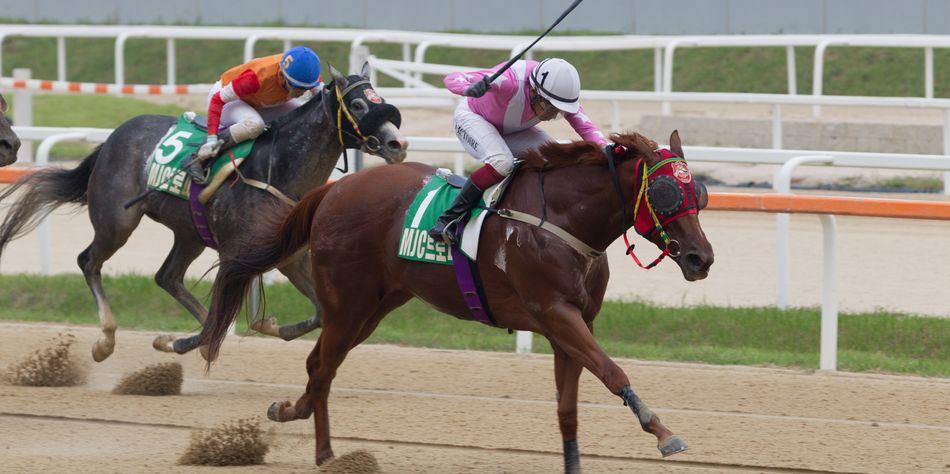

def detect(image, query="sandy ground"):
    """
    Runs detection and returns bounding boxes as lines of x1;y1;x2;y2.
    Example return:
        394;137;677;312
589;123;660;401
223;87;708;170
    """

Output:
0;323;948;473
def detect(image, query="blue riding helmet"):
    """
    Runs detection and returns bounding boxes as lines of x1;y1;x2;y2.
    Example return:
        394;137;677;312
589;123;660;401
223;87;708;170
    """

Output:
280;46;322;89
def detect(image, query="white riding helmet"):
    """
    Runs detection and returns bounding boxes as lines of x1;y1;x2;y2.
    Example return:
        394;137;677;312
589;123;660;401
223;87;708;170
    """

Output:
529;58;581;114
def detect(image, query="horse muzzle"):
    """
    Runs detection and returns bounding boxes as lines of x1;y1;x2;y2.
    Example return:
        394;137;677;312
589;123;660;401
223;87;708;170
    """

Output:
365;121;408;163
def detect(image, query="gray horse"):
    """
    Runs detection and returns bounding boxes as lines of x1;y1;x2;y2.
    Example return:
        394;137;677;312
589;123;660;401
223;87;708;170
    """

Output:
0;93;21;166
0;65;407;361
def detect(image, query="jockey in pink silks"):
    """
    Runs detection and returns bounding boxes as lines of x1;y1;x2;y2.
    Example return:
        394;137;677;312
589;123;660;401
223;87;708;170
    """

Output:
429;58;613;245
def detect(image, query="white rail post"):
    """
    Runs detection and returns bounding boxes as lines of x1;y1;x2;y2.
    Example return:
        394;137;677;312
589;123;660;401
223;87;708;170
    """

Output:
785;45;797;95
56;36;66;82
166;38;176;86
774;155;834;309
243;35;260;63
349;45;370;75
611;101;620;133
283;39;291;52
818;214;838;371
453;153;464;175
114;32;132;95
812;40;833;117
661;41;679;115
516;330;533;354
0;33;7;78
402;41;414;86
925;46;934;99
944;109;950;195
12;68;32;163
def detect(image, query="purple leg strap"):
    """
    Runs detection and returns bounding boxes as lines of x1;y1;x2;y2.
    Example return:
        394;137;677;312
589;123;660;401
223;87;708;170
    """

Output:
450;223;494;326
188;181;219;249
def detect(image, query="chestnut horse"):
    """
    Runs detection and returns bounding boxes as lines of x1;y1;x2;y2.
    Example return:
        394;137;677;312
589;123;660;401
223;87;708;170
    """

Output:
173;131;713;471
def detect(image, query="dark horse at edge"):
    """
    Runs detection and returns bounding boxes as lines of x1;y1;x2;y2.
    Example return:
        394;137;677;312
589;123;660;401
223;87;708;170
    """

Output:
0;64;406;362
0;93;22;166
170;131;714;471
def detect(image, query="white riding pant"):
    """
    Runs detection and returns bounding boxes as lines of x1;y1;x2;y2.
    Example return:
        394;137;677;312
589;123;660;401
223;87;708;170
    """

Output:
207;81;310;141
453;101;551;176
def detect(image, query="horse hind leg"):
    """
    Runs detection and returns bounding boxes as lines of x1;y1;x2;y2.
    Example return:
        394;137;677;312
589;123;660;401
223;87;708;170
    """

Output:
251;252;322;340
152;232;208;353
78;211;144;362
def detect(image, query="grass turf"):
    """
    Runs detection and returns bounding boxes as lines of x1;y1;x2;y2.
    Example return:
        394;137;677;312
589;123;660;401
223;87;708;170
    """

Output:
0;273;946;377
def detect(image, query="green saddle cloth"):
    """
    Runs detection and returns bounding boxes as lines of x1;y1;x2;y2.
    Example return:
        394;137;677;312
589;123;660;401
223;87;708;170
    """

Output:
145;113;255;200
397;174;486;265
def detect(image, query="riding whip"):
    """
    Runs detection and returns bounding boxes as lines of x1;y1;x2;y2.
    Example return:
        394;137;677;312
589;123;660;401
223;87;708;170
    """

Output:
484;0;584;84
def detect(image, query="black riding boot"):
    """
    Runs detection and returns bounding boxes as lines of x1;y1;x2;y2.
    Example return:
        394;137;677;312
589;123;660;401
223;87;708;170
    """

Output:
187;130;238;184
428;178;483;246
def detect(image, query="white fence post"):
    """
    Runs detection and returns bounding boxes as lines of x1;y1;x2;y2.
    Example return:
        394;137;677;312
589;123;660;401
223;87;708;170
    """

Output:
349;45;370;75
13;68;32;163
944;109;950;195
56;36;66;82
516;330;532;354
818;214;838;371
774;155;834;309
166;38;176;86
785;45;797;95
925;47;934;99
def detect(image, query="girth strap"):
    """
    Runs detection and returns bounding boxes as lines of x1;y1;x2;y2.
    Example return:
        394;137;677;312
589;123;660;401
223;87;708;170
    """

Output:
495;208;603;259
238;177;298;207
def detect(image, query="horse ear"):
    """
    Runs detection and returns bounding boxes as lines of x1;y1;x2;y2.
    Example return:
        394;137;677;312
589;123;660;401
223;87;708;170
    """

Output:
0;94;6;114
328;64;348;91
360;61;371;80
670;130;685;158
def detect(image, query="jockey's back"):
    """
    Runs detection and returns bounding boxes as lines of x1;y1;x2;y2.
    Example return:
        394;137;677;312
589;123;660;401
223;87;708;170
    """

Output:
443;60;604;144
220;54;295;109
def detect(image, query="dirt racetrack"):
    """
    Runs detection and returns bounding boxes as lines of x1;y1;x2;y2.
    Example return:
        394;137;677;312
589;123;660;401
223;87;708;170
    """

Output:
1;323;947;473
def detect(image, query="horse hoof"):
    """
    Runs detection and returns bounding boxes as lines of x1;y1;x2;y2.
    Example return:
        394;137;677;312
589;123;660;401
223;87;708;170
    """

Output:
658;435;688;457
152;335;175;352
91;340;114;362
267;401;292;422
250;316;280;337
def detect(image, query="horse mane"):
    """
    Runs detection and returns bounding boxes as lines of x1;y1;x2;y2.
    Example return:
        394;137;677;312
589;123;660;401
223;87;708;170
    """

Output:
517;132;659;170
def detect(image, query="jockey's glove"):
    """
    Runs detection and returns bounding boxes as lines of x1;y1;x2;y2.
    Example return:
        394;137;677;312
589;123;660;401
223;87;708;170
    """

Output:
605;143;626;158
197;134;219;161
464;76;492;98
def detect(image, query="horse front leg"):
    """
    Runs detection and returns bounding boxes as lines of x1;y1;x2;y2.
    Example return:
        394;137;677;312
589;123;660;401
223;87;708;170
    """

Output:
538;302;687;458
552;342;583;473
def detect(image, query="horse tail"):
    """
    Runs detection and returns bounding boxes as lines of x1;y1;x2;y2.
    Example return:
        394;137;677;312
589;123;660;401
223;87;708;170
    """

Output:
199;181;336;364
0;145;100;257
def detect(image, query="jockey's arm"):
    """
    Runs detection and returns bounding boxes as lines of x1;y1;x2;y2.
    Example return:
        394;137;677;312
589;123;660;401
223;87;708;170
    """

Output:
206;69;262;136
564;105;608;147
443;69;495;96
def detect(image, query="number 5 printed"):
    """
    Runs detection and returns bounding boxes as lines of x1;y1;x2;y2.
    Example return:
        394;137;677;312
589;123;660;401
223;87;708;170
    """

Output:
154;130;193;164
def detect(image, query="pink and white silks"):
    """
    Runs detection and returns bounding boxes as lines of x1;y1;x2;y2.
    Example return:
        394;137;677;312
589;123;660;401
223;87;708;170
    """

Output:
444;59;607;189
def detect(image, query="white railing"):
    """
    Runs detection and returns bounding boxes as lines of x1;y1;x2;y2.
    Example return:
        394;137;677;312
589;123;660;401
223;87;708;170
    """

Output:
8;126;950;365
2;24;948;102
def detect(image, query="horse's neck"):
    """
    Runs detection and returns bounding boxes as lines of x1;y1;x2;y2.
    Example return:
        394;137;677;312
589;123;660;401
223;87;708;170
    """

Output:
512;165;634;252
257;91;345;197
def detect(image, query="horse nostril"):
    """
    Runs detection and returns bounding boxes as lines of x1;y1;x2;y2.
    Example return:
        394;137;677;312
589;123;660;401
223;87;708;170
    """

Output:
687;253;704;271
389;138;408;151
